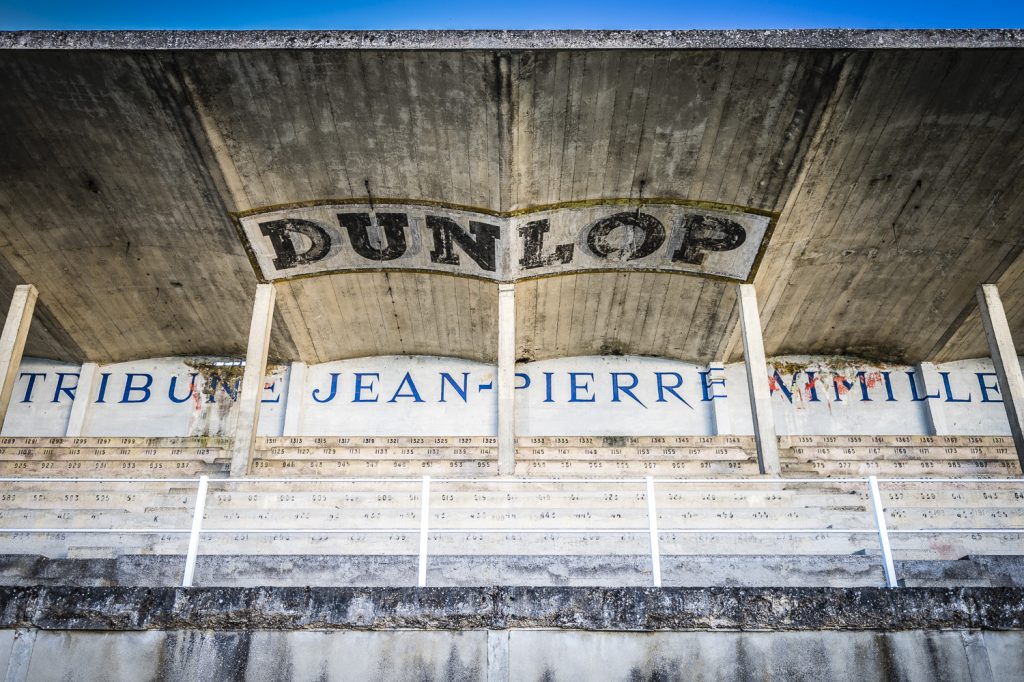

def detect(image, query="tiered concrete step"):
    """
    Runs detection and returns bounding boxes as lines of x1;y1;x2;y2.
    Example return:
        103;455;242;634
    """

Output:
0;437;229;476
0;435;1015;479
253;435;761;477
780;435;1021;477
252;434;1022;478
877;479;1024;559
0;479;198;558
0;475;1019;578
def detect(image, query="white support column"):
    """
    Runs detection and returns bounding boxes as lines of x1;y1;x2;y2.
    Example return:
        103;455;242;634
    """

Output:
0;285;37;430
281;361;307;437
915;362;948;436
497;283;516;476
977;283;1024;472
65;362;99;437
230;284;276;477
737;284;781;476
707;362;732;435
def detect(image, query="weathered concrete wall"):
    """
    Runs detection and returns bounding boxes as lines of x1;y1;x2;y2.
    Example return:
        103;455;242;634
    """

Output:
1;354;1014;438
0;586;1021;681
2;629;1022;681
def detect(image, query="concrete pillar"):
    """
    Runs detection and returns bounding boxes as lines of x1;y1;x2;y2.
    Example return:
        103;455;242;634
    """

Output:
230;284;276;477
977;283;1024;472
0;285;36;430
737;284;781;475
65;362;99;437
706;362;732;435
915;362;948;435
282;361;307;437
497;283;515;476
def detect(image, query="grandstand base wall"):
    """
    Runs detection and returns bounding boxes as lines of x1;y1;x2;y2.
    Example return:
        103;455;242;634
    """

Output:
0;587;1022;681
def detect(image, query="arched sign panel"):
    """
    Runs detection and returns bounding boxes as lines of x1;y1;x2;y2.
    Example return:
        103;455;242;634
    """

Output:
235;200;774;283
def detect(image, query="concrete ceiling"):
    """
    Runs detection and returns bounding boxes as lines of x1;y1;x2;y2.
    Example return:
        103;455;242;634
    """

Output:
0;31;1023;365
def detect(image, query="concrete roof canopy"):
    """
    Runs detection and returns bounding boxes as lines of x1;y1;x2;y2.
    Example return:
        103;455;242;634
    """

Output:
1;29;1023;365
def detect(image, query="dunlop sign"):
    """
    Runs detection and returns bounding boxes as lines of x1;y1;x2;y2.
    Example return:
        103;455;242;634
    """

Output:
238;202;772;282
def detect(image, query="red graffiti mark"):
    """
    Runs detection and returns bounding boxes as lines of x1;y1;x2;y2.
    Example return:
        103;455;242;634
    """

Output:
835;375;849;396
767;374;779;391
191;381;201;411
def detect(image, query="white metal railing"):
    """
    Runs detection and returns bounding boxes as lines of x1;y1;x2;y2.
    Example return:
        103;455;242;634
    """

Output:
0;475;1021;588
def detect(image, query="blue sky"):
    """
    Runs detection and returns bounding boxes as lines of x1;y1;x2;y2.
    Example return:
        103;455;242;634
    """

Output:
0;0;1021;30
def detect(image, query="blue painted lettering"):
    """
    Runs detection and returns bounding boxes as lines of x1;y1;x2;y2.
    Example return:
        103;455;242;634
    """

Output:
908;371;940;401
19;372;45;403
95;372;111;403
388;372;424;403
611;372;647;408
261;380;281;403
769;371;793;403
440;372;469;403
543;372;554;403
51;372;79;403
940;372;971;403
353;373;380;403
659;372;692;407
312;373;340;403
977;372;1002;403
168;373;198;404
568;372;595;403
120;373;153;403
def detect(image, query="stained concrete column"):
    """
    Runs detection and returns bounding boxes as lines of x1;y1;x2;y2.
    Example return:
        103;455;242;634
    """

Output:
916;362;949;436
497;283;515;476
230;284;276;477
977;283;1024;472
0;285;36;431
737;284;781;475
65;362;99;437
281;361;307;437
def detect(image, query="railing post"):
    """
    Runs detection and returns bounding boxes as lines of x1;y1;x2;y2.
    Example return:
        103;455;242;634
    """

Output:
646;476;662;588
418;475;430;587
182;475;209;588
867;476;898;588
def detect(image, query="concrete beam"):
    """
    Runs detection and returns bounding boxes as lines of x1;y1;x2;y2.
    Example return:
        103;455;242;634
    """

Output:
0;285;36;430
498;283;515;476
64;362;99;437
737;284;780;475
282;361;306;437
976;284;1024;472
230;284;276;477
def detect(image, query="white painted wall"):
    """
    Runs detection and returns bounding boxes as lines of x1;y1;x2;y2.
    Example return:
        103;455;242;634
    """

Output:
299;356;497;436
0;354;1014;437
515;356;715;436
3;358;287;437
0;358;77;436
